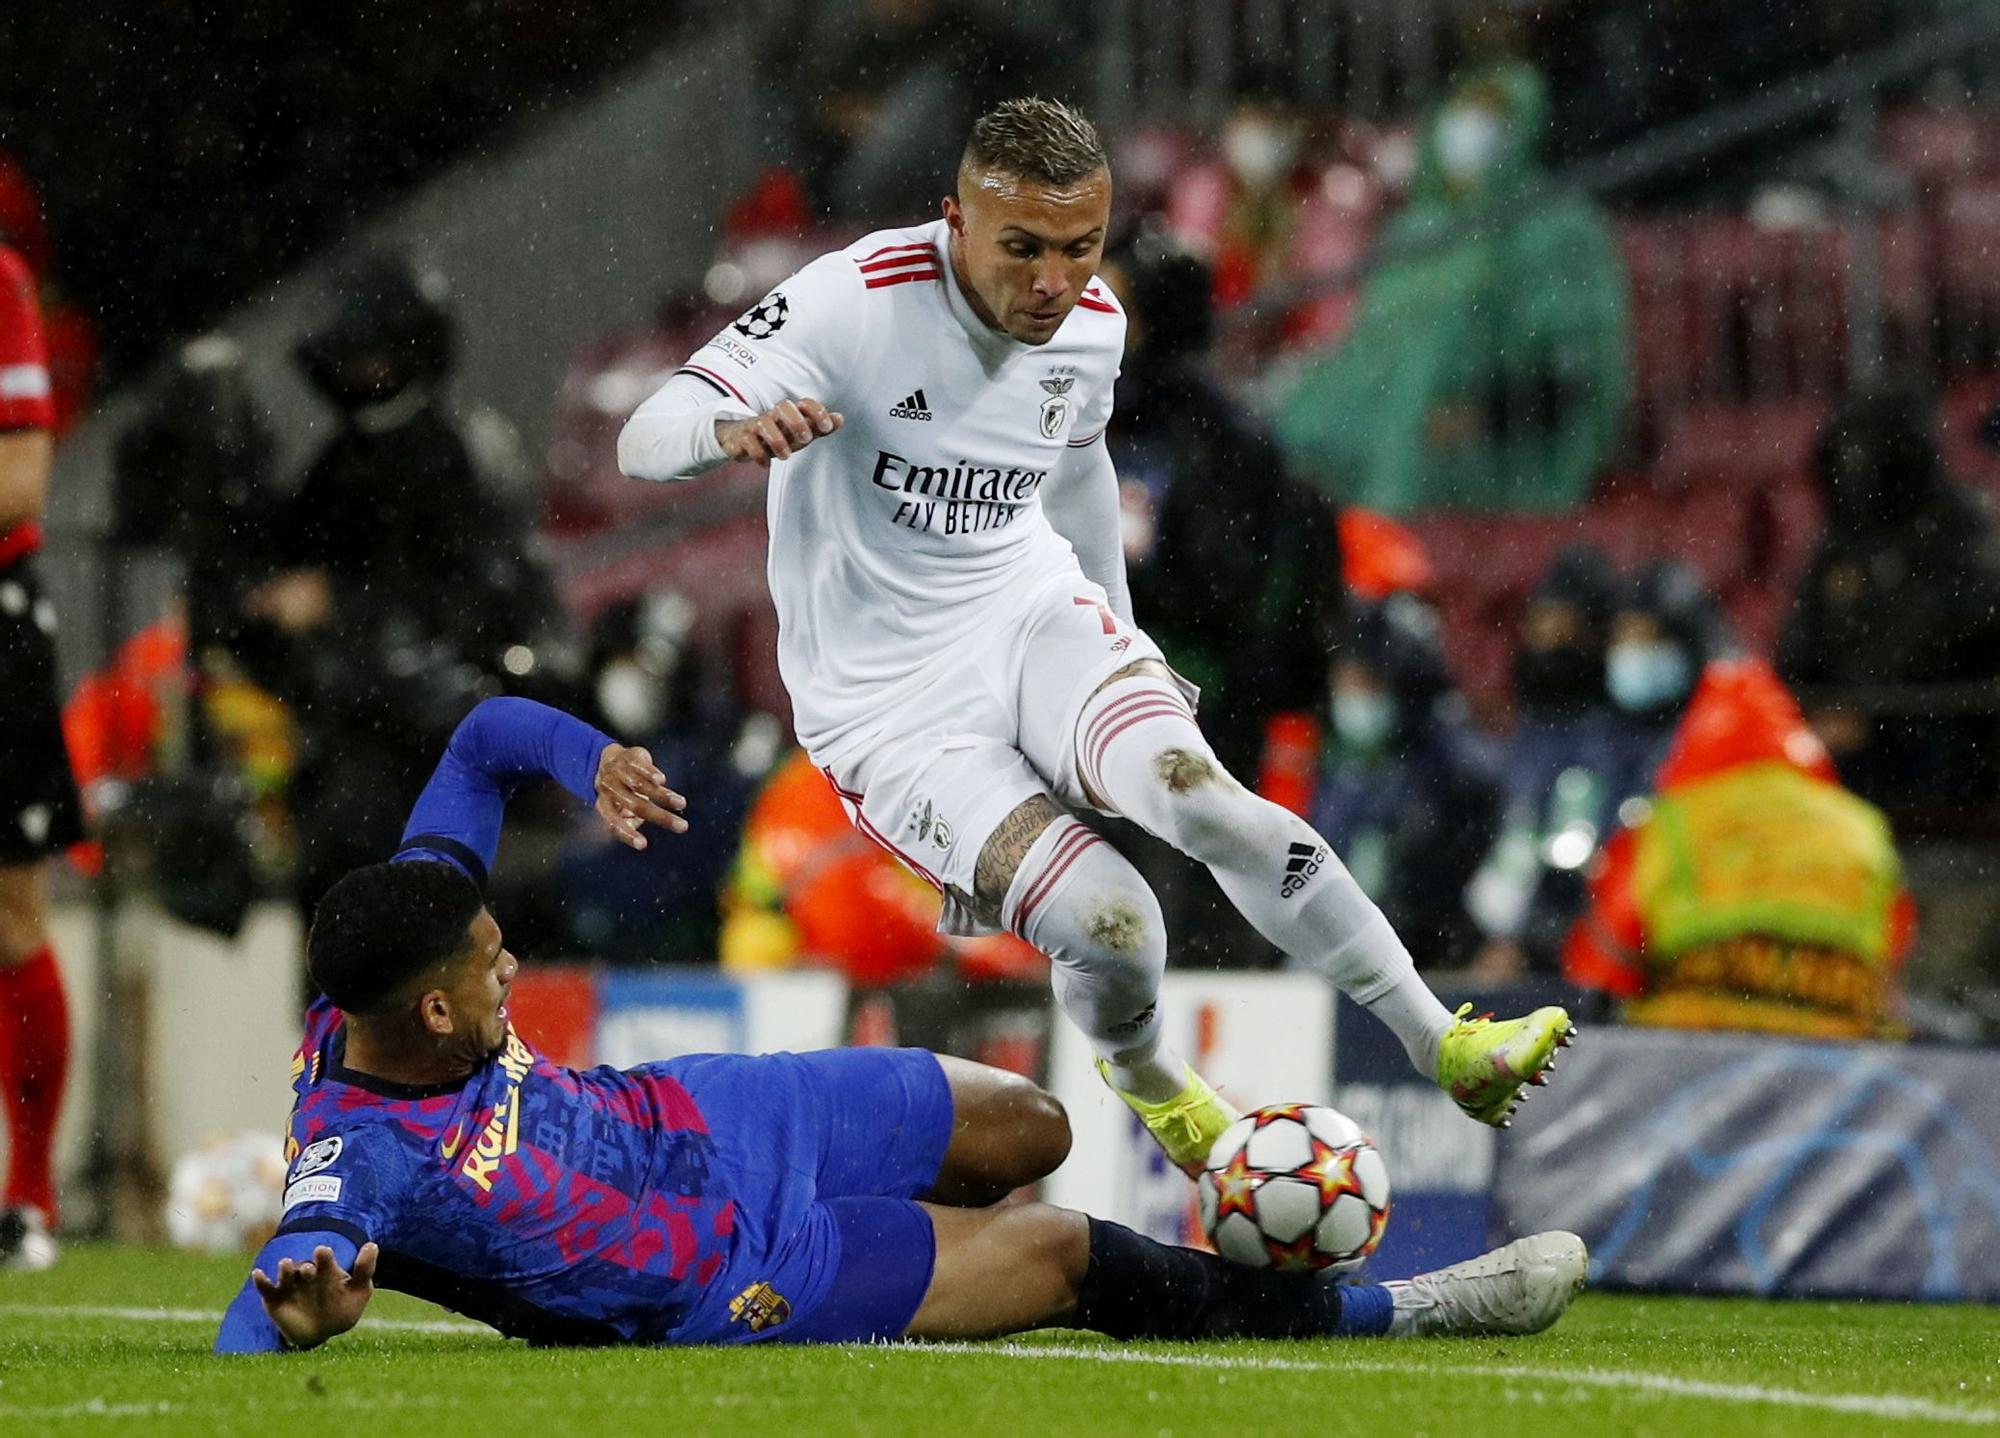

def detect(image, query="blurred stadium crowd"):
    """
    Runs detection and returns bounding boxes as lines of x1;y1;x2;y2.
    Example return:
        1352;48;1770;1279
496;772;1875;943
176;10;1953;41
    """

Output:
10;0;2000;1053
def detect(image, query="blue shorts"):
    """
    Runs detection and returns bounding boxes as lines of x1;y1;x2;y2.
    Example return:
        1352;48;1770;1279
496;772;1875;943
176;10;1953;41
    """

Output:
661;1047;953;1345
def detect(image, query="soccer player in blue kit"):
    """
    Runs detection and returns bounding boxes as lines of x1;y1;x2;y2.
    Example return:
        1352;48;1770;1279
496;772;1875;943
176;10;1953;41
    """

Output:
215;698;1586;1353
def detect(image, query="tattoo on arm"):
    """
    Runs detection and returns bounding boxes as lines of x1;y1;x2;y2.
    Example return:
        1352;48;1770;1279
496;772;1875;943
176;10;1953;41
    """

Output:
973;794;1067;921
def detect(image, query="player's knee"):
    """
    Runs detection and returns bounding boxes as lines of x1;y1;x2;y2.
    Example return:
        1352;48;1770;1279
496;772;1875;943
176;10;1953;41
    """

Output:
1080;887;1163;967
1013;1083;1071;1181
1147;757;1264;864
1014;831;1167;979
1067;879;1168;1003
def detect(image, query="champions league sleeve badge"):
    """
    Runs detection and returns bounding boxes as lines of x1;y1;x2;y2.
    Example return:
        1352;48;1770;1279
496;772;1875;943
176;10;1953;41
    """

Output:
733;291;789;340
1038;374;1075;439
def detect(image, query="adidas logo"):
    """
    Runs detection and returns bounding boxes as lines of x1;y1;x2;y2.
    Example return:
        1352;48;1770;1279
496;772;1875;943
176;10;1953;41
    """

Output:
1279;840;1327;898
889;388;933;421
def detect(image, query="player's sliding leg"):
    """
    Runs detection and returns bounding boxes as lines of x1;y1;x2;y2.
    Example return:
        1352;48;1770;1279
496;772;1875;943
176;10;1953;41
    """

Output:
922;1056;1071;1207
975;796;1234;1174
1075;663;1573;1127
902;1201;1587;1342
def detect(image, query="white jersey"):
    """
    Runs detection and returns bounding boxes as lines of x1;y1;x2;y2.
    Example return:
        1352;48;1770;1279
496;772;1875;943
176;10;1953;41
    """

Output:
646;219;1127;759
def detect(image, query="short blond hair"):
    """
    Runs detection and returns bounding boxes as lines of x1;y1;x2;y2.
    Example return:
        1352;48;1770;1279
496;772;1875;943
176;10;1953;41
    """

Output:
961;97;1108;187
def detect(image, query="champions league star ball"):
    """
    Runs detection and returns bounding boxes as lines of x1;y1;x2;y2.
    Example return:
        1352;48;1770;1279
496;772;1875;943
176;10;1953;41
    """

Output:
732;290;789;340
1197;1104;1391;1272
165;1131;289;1255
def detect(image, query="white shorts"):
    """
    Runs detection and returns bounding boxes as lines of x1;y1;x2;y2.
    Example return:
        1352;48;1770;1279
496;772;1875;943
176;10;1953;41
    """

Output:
815;575;1197;937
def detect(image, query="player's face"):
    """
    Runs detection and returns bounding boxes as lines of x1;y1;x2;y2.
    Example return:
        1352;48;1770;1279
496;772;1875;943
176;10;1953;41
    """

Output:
442;909;518;1060
944;165;1112;345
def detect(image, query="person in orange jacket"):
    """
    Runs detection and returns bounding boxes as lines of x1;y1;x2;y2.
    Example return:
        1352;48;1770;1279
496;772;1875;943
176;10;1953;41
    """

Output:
1562;656;1914;1040
722;749;1044;989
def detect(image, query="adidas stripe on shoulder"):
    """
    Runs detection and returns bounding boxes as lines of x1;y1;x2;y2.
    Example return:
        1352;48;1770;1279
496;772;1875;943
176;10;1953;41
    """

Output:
856;242;941;290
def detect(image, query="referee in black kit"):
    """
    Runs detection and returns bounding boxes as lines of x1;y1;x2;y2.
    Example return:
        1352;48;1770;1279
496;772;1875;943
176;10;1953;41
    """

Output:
0;234;79;1270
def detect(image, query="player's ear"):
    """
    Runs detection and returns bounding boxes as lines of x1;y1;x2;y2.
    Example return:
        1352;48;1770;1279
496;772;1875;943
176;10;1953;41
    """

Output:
943;194;964;236
417;988;455;1037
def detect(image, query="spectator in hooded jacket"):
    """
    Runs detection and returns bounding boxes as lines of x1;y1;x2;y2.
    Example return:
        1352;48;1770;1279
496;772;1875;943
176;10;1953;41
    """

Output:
1275;20;1628;514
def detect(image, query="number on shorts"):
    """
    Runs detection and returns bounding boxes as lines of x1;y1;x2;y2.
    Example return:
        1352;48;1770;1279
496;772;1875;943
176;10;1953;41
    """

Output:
1073;596;1118;635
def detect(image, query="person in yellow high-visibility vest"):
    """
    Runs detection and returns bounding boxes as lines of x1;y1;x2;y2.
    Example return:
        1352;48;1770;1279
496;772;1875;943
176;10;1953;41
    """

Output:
1563;658;1913;1040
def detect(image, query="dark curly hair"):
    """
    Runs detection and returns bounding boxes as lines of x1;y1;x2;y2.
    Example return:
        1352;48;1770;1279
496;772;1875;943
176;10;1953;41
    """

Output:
308;860;482;1015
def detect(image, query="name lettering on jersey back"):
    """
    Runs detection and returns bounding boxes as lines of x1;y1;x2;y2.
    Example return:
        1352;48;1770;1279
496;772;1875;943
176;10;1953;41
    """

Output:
461;1029;534;1193
870;450;1045;536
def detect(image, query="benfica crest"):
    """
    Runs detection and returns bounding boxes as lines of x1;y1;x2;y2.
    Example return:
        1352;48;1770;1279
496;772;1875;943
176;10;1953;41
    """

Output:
1038;374;1075;439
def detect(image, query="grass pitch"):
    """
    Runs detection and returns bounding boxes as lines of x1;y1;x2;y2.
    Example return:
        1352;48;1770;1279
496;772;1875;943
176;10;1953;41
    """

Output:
1;1246;1995;1436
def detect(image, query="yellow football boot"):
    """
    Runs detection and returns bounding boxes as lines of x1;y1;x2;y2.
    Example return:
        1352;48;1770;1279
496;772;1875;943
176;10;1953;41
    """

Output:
1436;1003;1575;1127
1096;1060;1240;1176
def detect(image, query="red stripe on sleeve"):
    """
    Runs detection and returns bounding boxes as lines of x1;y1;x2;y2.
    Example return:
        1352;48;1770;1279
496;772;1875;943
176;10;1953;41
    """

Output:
857;241;942;263
863;270;942;290
858;249;939;274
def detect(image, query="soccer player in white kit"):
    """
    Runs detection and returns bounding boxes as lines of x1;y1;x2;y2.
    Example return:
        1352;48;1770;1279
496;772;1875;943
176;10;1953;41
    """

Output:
619;98;1572;1173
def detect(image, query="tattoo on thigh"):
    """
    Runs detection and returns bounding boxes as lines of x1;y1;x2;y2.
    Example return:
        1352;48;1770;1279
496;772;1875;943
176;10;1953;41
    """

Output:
973;794;1067;920
1088;656;1172;699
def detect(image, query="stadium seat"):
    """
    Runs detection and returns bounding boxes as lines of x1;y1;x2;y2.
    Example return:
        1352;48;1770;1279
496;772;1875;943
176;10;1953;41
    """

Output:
542;314;769;536
1652;399;1827;494
1689;219;1850;402
1881;106;1993;196
1938;371;2000;500
1936;182;2000;367
1620;218;1849;422
1878;211;1940;372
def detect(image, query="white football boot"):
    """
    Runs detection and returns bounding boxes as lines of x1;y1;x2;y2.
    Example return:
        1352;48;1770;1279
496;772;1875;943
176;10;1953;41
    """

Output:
1383;1231;1587;1338
0;1207;58;1272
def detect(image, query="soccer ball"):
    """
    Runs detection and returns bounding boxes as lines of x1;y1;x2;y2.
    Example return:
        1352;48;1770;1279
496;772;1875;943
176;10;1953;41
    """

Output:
164;1131;288;1255
1197;1103;1391;1272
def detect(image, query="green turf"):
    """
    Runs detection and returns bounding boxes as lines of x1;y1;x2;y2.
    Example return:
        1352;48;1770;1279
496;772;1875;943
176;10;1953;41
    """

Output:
0;1246;1995;1436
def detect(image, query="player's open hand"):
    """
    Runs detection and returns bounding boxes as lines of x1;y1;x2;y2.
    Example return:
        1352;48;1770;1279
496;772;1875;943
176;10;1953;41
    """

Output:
715;398;842;466
252;1242;378;1350
595;743;689;849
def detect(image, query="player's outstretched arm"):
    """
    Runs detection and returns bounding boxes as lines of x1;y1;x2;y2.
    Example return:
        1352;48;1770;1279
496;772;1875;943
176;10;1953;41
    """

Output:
214;1230;374;1354
250;1242;378;1351
396;697;687;880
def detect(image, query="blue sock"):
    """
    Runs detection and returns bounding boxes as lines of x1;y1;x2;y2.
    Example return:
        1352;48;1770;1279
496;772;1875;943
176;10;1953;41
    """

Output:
1331;1281;1395;1337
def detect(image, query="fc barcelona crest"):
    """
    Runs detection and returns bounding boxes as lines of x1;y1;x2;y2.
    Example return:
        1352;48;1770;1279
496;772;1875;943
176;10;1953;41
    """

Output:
1039;374;1074;439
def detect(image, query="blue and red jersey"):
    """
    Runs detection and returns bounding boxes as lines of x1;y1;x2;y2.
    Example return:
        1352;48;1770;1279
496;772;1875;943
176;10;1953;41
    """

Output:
277;994;743;1345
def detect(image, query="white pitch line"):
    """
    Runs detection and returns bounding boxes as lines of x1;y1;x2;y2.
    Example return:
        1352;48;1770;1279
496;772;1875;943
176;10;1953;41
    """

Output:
6;1306;1993;1427
0;1400;180;1421
911;1340;2000;1428
0;1303;491;1336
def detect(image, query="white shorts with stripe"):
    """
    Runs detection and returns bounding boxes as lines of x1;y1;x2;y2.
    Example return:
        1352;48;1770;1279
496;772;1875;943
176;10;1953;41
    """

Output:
815;573;1197;937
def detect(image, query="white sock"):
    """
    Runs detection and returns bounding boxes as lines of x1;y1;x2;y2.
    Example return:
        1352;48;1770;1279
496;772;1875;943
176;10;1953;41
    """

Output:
1002;816;1184;1100
1078;677;1454;1078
